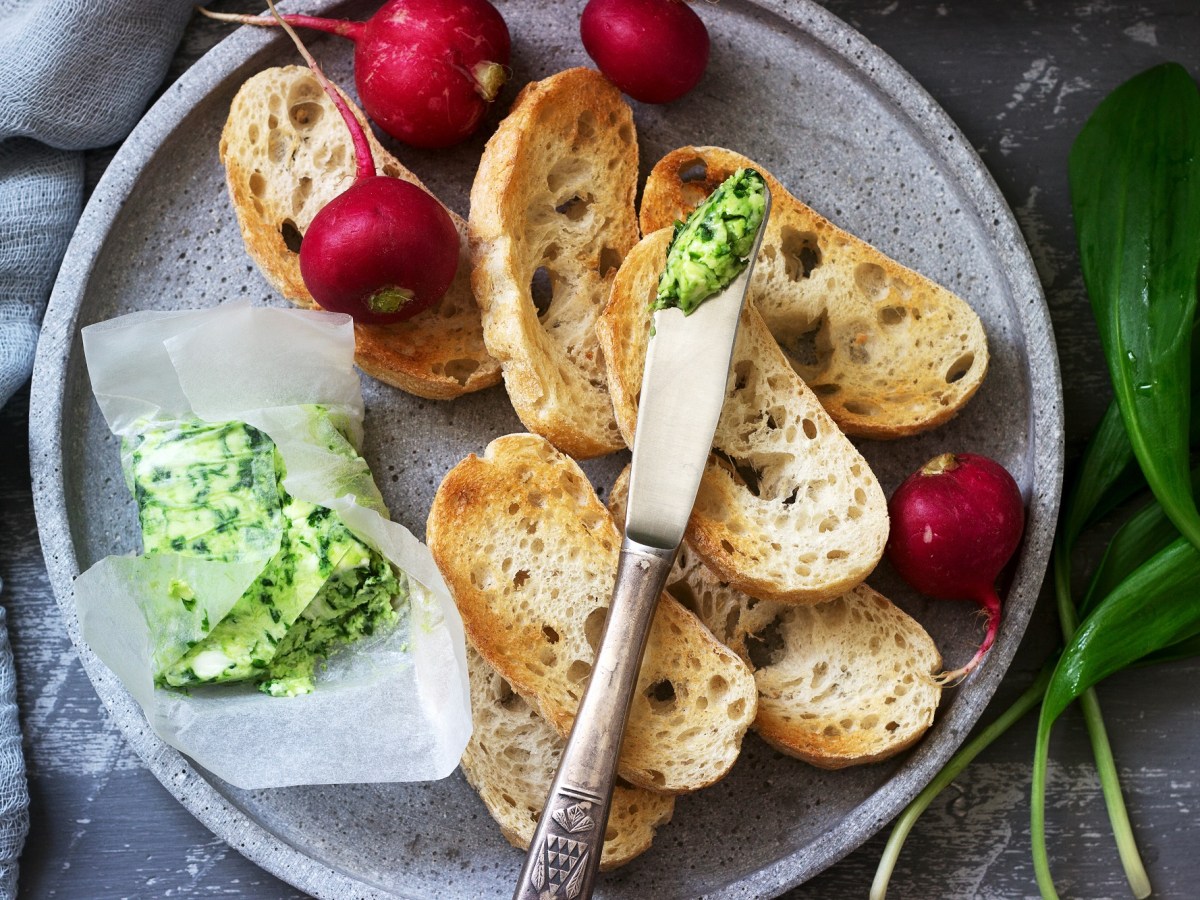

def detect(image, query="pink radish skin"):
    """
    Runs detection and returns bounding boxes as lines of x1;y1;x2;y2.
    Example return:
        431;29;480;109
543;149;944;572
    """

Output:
580;0;709;104
265;0;460;323
299;178;459;324
886;453;1025;684
202;0;510;148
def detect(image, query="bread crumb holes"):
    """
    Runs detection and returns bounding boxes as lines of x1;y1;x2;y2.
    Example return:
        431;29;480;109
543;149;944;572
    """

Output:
781;227;822;280
946;352;975;383
644;679;677;712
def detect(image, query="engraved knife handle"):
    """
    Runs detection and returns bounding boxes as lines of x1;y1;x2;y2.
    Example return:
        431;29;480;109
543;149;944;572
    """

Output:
513;538;677;900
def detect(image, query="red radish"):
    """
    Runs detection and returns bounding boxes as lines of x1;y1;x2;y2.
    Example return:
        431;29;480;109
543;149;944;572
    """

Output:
265;0;459;323
580;0;709;104
886;453;1025;685
201;0;510;148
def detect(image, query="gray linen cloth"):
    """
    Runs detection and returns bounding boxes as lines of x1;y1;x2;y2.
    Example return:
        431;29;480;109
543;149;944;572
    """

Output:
0;0;194;893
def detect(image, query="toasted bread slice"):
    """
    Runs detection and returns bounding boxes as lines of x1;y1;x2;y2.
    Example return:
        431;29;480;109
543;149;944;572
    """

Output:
428;433;757;793
597;229;889;603
220;66;499;400
468;68;639;459
610;467;942;769
460;646;674;868
639;147;988;439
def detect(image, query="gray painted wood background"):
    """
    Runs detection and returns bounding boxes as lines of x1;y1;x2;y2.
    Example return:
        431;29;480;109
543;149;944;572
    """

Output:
4;1;1198;897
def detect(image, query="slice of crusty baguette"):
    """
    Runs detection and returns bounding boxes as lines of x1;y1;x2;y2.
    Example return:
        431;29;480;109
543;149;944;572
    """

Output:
460;646;674;868
609;467;942;769
597;228;889;604
468;68;640;459
427;433;757;793
639;147;988;439
220;66;499;400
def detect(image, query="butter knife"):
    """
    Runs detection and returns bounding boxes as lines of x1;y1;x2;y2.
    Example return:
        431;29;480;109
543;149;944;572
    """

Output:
513;189;771;900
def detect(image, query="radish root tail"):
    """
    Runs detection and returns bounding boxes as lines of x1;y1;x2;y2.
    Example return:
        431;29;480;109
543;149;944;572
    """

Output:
933;587;1002;687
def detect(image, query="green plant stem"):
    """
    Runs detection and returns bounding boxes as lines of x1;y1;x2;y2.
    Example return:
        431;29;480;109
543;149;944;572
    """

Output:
1080;692;1151;899
1031;702;1055;898
1034;543;1151;899
869;665;1053;900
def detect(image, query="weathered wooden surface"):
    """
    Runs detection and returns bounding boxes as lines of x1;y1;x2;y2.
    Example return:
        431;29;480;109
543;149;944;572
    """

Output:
4;1;1199;898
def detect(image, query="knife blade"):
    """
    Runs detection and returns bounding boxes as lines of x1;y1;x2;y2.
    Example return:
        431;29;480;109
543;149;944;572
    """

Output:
512;186;771;900
624;198;770;548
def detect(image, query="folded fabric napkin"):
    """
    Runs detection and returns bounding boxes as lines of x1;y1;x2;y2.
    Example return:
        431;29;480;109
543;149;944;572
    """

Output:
0;0;195;893
0;0;195;406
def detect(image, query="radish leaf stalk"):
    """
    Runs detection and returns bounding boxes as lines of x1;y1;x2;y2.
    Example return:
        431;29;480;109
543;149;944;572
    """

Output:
201;0;511;148
264;0;460;324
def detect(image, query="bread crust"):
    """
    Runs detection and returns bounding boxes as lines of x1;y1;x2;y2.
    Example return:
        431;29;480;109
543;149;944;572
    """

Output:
640;147;989;439
428;433;758;794
219;66;500;400
468;68;639;459
459;647;674;869
609;467;943;770
599;229;889;604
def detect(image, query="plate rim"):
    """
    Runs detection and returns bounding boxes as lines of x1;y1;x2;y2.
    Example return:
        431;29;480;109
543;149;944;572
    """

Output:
28;1;1064;897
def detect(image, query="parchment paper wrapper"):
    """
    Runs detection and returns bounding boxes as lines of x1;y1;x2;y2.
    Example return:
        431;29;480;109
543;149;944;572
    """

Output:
75;303;472;789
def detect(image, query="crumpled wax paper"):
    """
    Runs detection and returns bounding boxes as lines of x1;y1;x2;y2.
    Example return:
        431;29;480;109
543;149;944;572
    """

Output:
74;303;472;789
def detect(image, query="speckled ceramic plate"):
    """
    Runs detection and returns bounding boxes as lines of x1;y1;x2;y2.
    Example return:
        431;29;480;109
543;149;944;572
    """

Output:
30;1;1062;897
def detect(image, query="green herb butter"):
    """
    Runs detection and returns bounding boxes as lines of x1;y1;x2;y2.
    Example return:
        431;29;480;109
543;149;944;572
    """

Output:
124;420;281;563
124;415;403;697
653;168;767;315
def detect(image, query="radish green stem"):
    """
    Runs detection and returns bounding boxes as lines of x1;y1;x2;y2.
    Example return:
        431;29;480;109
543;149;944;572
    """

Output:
263;0;375;182
1033;541;1151;899
196;7;364;41
870;664;1053;900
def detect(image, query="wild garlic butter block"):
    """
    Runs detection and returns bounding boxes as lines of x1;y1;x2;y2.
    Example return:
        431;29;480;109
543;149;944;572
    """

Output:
123;414;404;697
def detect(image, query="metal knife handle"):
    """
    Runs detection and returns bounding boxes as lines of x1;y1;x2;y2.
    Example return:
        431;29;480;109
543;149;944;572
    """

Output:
513;538;677;900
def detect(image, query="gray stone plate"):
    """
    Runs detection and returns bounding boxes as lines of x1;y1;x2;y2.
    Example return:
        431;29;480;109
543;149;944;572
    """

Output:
30;0;1062;897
